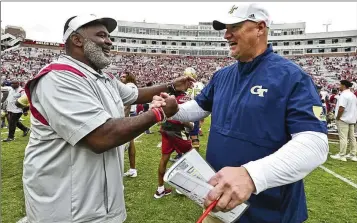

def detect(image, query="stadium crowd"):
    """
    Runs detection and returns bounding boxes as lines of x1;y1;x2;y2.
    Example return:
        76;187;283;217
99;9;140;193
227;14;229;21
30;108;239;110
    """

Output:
2;47;357;89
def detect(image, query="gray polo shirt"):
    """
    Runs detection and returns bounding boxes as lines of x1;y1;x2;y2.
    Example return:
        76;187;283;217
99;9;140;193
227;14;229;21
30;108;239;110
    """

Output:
23;55;138;223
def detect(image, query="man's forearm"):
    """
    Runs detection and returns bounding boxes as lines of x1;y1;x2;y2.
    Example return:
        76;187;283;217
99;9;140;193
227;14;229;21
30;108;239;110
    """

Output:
136;84;170;104
83;110;158;153
171;100;211;122
243;131;328;194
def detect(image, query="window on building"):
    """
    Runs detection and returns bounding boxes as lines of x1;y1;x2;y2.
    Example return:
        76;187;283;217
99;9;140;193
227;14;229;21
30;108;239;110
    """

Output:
346;38;352;43
332;39;338;43
345;47;351;52
284;42;289;46
319;40;325;44
295;41;300;45
307;40;313;45
307;49;312;53
318;49;325;53
331;48;338;52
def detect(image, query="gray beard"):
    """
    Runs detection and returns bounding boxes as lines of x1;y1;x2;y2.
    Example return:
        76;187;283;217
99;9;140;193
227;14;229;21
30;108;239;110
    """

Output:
83;39;111;70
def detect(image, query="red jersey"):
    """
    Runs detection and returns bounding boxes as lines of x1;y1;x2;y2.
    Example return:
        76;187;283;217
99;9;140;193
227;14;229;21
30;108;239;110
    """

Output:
161;92;191;139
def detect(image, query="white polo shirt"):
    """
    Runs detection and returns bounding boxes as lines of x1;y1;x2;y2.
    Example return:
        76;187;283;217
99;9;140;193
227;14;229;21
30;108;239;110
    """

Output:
23;55;138;223
6;86;25;113
335;89;357;124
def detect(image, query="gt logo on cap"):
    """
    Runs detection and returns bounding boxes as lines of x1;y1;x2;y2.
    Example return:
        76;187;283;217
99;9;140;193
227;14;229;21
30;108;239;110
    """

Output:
229;5;238;14
250;85;268;97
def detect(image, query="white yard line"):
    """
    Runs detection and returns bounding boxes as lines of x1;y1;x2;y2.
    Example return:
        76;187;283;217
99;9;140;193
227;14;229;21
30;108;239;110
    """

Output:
319;165;357;189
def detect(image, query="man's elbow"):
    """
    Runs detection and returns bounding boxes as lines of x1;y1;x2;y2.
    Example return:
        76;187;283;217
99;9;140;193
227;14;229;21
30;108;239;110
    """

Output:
81;137;110;154
315;133;329;167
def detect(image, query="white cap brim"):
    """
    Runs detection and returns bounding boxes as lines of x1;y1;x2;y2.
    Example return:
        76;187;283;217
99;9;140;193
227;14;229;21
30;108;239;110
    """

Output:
63;15;117;43
213;15;248;30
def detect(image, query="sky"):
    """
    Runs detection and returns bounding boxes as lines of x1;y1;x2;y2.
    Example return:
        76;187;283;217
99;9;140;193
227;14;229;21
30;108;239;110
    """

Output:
1;2;357;43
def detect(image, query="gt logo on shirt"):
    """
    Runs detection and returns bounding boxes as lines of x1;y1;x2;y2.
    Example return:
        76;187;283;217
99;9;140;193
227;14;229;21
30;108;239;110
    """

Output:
250;85;268;97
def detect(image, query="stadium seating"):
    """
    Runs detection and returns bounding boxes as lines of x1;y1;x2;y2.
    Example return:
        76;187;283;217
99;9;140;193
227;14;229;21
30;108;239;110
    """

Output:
1;47;356;89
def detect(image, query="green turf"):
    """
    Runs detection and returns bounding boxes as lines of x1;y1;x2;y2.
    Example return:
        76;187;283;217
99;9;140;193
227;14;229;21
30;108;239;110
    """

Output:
1;116;357;223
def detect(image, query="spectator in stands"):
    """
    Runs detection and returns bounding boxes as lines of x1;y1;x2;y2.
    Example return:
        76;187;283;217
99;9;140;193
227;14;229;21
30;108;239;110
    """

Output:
2;80;30;142
330;80;357;162
22;14;193;223
153;3;328;223
121;71;139;178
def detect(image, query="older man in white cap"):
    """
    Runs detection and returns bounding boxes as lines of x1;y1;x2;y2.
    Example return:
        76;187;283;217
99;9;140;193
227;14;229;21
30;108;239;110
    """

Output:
153;3;328;223
23;14;194;223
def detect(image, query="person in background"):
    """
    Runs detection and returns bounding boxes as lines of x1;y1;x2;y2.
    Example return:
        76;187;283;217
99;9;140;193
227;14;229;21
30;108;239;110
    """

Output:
3;80;30;142
154;90;193;199
143;82;154;134
330;80;357;162
121;71;139;178
1;86;11;128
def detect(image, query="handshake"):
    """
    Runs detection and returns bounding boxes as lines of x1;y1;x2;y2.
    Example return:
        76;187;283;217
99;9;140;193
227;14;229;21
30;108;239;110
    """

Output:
150;92;179;118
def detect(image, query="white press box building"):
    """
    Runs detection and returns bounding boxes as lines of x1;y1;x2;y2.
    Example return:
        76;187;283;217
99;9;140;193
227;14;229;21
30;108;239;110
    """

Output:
109;20;357;57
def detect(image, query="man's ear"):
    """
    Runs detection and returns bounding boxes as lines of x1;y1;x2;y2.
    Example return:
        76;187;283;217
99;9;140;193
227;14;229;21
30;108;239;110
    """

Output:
257;21;267;37
70;33;84;47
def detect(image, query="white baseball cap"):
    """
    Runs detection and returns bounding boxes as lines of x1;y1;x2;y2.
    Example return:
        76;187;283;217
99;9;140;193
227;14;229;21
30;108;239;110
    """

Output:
213;3;271;30
63;14;117;43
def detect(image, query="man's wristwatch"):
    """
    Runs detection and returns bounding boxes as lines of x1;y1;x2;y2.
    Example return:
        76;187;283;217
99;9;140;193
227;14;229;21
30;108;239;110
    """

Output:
167;83;176;95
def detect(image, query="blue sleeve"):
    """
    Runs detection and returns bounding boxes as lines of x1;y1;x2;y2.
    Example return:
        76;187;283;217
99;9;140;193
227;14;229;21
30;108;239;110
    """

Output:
194;74;216;112
286;70;328;135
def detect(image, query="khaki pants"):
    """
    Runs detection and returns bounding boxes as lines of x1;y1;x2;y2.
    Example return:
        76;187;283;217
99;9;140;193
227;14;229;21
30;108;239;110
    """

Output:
337;120;357;156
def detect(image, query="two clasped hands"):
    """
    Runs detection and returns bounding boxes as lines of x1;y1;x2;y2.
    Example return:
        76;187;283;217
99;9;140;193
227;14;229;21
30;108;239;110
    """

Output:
151;76;257;213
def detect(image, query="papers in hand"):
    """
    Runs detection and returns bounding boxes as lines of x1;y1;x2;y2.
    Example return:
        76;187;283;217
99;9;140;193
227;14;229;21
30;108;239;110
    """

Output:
163;149;249;223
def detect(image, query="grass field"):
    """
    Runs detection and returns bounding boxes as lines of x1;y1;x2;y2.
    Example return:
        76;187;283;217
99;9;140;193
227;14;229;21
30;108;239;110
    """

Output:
1;115;357;223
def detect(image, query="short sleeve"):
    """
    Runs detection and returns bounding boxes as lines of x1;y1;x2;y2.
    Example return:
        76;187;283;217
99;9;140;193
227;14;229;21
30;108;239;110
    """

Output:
286;70;327;135
194;74;216;112
115;80;138;106
34;71;112;146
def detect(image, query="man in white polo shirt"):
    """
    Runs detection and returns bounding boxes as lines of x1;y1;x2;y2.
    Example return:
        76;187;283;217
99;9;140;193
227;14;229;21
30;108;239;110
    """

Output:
331;80;357;162
2;80;30;142
23;14;194;223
